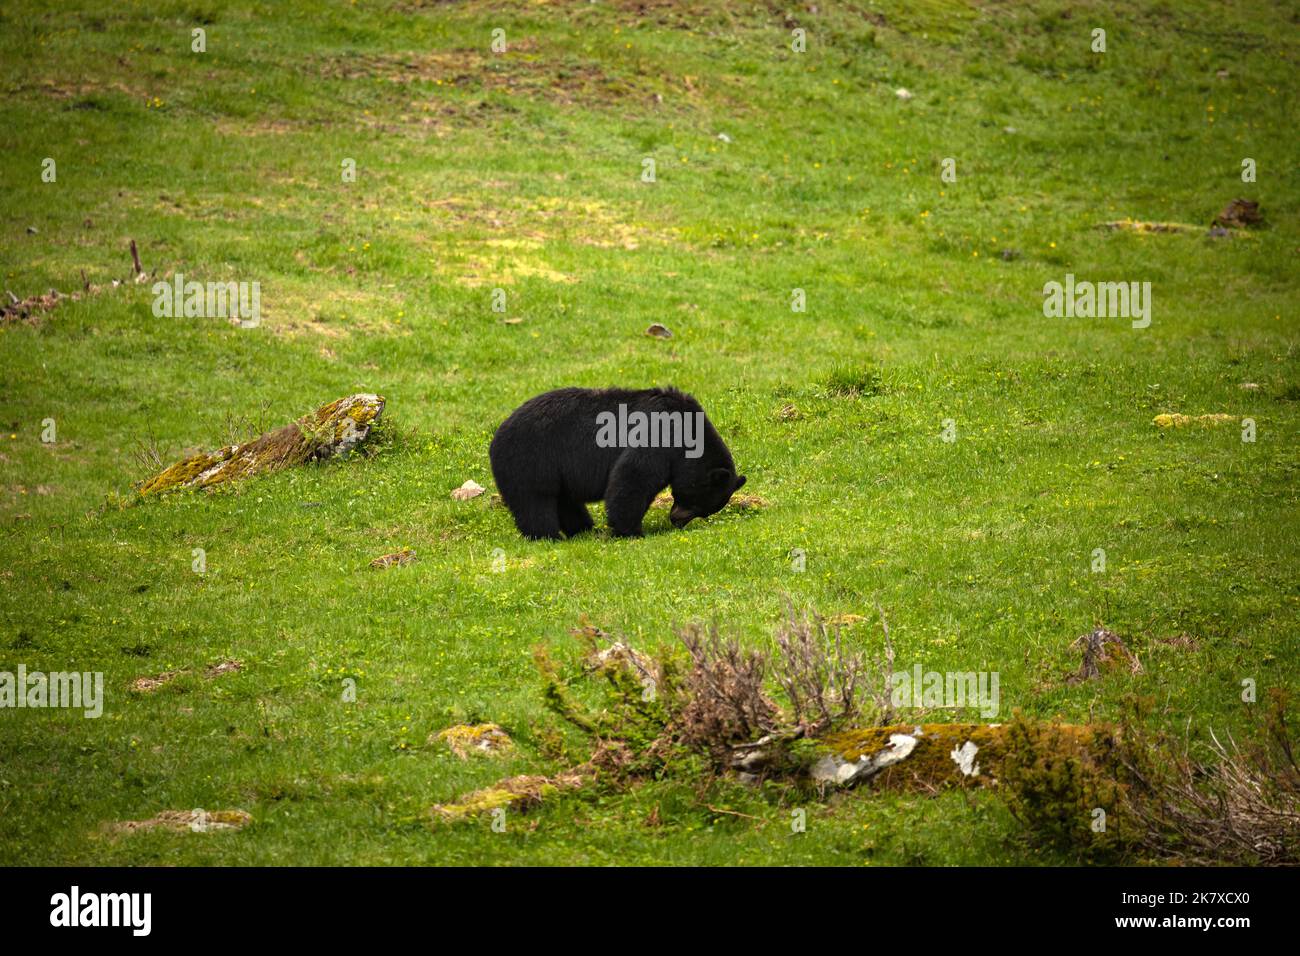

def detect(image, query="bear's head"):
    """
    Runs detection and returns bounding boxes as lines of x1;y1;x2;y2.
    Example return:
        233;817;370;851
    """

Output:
669;469;746;528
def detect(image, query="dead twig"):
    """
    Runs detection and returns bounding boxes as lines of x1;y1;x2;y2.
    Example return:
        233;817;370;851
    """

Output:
129;238;145;280
706;804;764;822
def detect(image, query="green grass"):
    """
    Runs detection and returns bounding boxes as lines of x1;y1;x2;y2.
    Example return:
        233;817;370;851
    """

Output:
0;0;1297;865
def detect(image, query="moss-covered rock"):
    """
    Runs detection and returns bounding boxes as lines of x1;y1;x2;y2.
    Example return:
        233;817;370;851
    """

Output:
433;723;513;759
138;393;385;495
1153;412;1236;428
430;773;585;823
815;721;1106;791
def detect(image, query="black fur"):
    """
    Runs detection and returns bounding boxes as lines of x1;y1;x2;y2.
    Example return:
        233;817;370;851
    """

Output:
489;387;746;540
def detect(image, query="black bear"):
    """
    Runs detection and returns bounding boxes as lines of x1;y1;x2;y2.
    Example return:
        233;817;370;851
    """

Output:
489;387;746;540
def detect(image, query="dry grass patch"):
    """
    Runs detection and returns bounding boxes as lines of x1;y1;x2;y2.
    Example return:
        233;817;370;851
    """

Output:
108;809;252;834
370;547;417;569
315;41;657;109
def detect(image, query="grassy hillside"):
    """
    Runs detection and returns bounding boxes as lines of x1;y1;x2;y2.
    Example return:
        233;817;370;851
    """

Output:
1;0;1296;865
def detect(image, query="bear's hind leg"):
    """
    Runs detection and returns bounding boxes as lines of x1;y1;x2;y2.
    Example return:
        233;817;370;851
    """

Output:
557;497;594;538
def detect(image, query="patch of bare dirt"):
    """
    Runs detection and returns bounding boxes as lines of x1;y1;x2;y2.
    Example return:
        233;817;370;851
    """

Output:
130;658;243;693
108;809;252;834
371;547;417;569
314;41;655;109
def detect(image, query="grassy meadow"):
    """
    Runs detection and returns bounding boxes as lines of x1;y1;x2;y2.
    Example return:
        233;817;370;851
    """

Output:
0;0;1297;865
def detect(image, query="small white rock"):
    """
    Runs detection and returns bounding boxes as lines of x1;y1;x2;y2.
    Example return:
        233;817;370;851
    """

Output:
451;479;485;501
882;733;917;763
810;754;843;784
951;740;980;777
895;88;913;101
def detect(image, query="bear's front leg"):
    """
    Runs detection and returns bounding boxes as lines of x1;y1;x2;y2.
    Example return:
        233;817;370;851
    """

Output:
604;452;666;538
507;493;564;540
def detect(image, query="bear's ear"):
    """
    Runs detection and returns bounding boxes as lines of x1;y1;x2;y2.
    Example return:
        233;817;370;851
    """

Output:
734;474;746;490
709;468;733;487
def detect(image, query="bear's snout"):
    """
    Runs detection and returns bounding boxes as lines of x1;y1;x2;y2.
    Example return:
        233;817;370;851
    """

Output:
669;505;694;528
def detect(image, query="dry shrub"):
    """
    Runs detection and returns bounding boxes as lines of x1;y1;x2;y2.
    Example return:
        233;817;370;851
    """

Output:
998;693;1300;865
771;601;895;734
677;621;780;760
1117;691;1299;866
1066;626;1142;684
540;603;900;777
129;435;166;474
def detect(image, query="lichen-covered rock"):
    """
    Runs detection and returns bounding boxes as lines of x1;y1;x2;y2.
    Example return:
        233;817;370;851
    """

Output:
433;723;513;759
430;772;584;823
138;393;384;495
1098;218;1200;235
812;731;918;785
1153;412;1236;428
